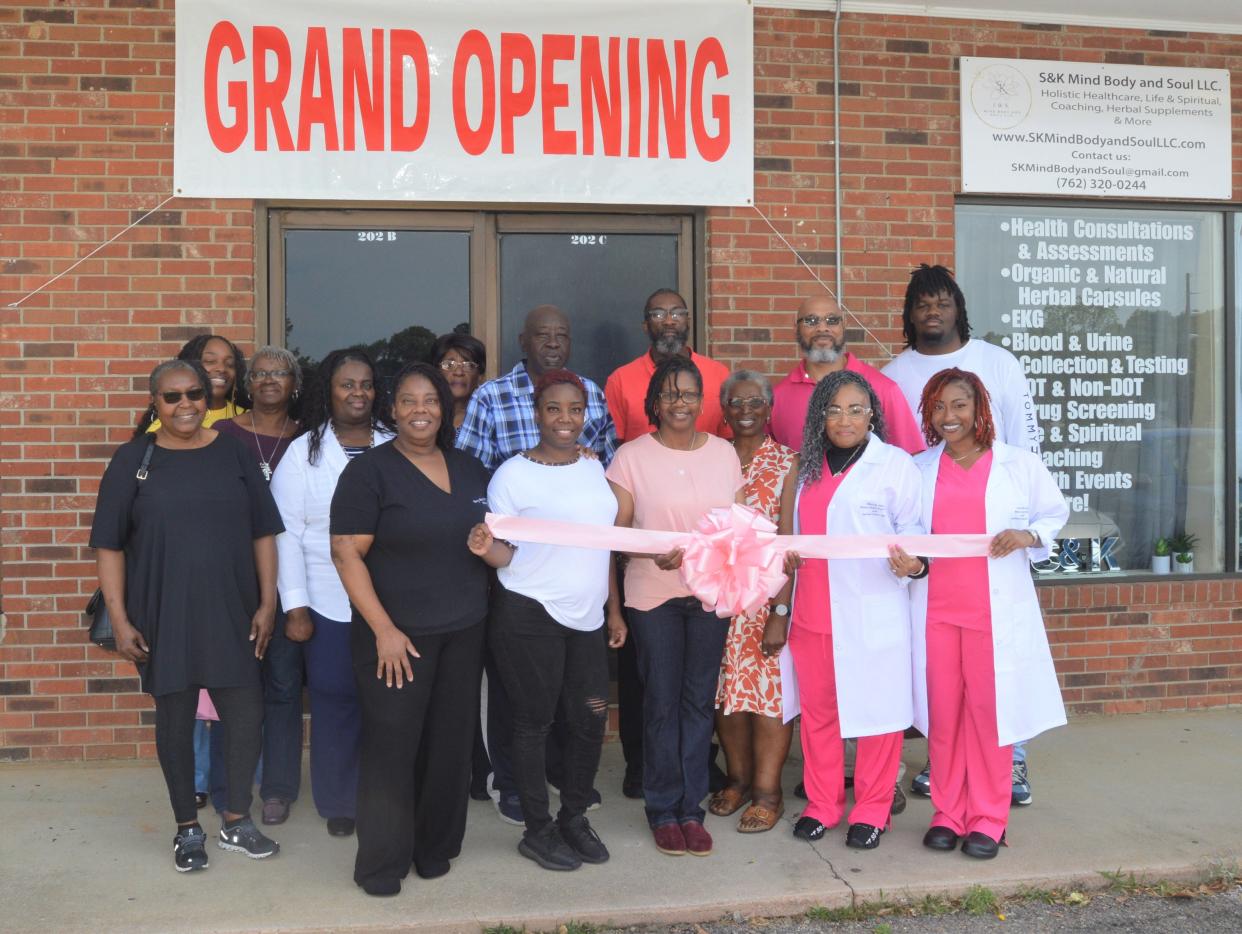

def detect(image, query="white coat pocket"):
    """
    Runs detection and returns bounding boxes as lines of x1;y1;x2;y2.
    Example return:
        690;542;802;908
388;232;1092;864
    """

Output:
859;592;907;652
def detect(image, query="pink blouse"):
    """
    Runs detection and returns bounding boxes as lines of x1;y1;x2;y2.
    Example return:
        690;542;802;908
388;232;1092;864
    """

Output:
927;449;993;630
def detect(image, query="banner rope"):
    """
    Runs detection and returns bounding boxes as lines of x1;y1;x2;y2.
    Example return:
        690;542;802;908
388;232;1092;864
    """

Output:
7;192;178;308
750;203;895;359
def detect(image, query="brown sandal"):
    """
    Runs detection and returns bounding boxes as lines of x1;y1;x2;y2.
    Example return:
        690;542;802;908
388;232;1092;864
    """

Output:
708;785;751;817
737;802;784;833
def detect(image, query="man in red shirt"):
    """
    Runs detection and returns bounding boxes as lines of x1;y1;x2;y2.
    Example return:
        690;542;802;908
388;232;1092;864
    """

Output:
770;295;924;455
605;288;731;443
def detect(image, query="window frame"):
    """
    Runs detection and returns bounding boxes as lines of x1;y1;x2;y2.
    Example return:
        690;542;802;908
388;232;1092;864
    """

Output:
262;205;699;383
955;195;1239;580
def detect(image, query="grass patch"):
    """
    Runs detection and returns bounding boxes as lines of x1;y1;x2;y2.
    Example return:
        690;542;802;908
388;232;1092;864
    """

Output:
961;885;999;916
483;927;524;934
558;924;601;934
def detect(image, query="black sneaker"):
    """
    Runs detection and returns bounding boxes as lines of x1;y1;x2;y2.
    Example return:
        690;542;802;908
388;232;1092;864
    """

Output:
218;817;280;859
910;761;931;797
517;824;582;871
891;783;907;815
173;825;208;872
558;814;609;864
1011;760;1032;806
845;823;884;850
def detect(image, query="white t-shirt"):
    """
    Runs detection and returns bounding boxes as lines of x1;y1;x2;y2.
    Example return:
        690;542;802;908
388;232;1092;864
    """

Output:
881;339;1041;454
488;454;619;631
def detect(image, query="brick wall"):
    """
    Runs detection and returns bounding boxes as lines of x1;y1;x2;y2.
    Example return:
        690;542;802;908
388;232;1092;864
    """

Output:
1;2;1239;762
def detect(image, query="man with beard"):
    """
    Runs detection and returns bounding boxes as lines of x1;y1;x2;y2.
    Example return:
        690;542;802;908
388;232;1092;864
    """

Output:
882;264;1040;455
605;288;730;443
770;295;923;455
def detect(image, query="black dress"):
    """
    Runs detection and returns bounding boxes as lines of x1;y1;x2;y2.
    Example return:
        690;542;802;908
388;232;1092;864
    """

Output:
89;432;285;696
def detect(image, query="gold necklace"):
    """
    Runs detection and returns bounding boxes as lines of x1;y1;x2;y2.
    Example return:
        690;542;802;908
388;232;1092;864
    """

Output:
949;445;984;464
829;444;864;477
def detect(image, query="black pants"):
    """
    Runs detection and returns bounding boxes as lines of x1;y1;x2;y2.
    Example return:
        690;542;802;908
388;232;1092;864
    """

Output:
154;684;264;824
352;620;484;888
616;635;645;773
489;586;608;833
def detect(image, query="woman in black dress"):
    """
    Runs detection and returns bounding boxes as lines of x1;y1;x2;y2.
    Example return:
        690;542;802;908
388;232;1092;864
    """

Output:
330;362;491;897
91;359;285;872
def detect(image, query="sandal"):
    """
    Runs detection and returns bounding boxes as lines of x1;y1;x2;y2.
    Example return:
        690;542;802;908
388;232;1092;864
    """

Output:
708;785;751;817
737;802;784;833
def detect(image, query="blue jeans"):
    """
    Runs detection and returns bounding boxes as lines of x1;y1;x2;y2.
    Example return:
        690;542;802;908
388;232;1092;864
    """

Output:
1013;741;1027;765
303;609;360;819
193;720;211;793
210;606;300;811
628;597;729;828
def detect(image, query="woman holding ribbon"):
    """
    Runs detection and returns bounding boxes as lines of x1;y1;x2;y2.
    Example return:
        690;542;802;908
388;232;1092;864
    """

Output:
467;369;627;872
911;368;1067;860
708;370;798;834
775;370;924;850
605;356;744;858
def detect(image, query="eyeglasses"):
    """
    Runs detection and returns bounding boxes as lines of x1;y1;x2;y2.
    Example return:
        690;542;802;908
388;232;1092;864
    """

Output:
159;387;207;404
727;396;767;411
657;389;702;404
825;404;872;421
798;314;843;328
438;359;480;373
250;369;293;381
645;308;690;322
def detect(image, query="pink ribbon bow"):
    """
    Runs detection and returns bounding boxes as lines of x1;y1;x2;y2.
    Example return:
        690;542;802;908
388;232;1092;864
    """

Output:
679;504;787;619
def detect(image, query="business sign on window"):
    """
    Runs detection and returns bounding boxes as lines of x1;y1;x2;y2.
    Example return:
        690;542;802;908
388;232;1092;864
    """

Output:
174;0;753;206
960;57;1231;200
956;204;1226;574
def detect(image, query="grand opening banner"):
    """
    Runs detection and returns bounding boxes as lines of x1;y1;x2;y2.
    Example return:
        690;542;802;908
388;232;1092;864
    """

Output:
174;0;754;205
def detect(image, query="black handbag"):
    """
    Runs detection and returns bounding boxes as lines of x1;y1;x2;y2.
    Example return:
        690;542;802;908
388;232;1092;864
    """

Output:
85;436;156;652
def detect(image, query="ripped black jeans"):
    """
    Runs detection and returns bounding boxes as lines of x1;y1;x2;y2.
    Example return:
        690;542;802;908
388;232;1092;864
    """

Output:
488;584;609;833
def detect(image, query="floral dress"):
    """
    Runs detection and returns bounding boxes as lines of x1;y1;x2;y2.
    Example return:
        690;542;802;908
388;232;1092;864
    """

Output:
716;437;798;717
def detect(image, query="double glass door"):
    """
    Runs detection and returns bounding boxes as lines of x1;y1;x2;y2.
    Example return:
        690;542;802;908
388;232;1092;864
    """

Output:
270;210;694;389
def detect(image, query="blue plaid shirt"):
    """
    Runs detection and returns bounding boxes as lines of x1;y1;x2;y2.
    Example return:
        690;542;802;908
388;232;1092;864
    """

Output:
455;361;618;470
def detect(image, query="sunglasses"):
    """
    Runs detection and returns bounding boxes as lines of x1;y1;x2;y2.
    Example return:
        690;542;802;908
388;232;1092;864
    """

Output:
798;314;844;328
159;387;207;404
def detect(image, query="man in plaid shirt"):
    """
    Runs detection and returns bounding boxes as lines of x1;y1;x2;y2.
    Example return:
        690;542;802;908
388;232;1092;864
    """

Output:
456;304;617;470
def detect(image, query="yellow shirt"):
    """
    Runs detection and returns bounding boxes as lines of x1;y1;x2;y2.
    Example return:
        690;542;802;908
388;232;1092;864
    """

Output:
148;400;246;432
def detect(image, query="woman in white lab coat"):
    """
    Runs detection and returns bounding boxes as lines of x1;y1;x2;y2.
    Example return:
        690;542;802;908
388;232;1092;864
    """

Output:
769;370;925;850
905;367;1068;860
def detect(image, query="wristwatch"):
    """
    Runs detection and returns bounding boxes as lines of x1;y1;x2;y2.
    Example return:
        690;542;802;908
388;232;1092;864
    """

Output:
771;603;790;617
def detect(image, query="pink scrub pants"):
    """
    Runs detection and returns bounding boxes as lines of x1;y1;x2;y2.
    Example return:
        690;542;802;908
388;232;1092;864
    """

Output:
926;621;1012;842
788;625;902;829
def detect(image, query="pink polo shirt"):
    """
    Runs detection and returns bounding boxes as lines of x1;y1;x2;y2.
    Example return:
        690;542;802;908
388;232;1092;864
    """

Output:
927;449;993;631
769;355;925;456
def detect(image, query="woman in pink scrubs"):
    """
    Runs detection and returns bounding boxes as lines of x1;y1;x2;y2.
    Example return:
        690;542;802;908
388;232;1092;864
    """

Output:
774;370;924;850
908;367;1068;860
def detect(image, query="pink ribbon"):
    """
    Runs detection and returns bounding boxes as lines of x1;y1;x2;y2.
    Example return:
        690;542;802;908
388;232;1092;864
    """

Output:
485;505;994;618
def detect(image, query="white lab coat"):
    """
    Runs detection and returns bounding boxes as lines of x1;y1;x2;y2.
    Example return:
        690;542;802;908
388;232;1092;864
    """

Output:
909;440;1069;746
270;425;394;621
780;436;923;738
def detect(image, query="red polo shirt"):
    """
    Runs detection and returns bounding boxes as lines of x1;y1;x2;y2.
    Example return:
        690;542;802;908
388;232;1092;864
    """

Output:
604;349;731;443
769;354;925;455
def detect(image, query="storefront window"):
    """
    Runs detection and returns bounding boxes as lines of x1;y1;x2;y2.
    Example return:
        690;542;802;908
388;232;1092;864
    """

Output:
956;203;1226;576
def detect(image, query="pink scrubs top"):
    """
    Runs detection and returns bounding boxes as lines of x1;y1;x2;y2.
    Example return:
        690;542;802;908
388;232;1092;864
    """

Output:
792;463;854;635
927;449;993;630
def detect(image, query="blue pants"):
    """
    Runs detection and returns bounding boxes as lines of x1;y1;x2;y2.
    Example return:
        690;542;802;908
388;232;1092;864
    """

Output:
628;596;729;828
210;606;300;811
193;720;211;793
303;609;360;819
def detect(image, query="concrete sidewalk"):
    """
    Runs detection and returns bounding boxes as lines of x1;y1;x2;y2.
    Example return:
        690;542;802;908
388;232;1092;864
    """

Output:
2;709;1239;934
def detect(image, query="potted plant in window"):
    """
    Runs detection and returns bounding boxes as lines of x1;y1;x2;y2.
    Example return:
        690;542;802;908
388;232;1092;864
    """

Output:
1169;532;1197;575
1151;537;1171;575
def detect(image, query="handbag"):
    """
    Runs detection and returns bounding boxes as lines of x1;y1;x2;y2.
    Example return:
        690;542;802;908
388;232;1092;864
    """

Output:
85;435;156;651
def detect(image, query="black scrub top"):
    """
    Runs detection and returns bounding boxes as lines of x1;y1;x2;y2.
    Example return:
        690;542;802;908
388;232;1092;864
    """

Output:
330;442;489;653
89;432;284;696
